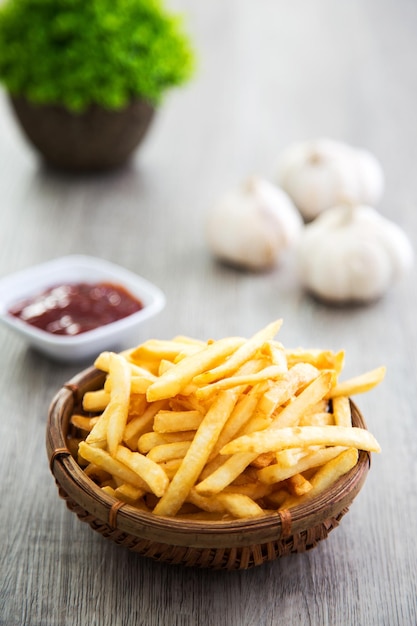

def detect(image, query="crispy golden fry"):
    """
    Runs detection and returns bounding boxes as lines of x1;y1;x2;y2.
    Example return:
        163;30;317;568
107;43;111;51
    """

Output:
115;445;169;497
299;411;334;426
332;396;352;427
130;375;156;394
187;489;227;514
130;339;204;364
114;483;146;503
258;446;347;484
82;389;110;413
101;485;117;498
215;493;265;518
146;337;246;402
275;448;305;467
158;459;183;480
105;353;132;456
70;414;99;432
153;409;203;433
221;425;381;456
85;407;111;448
84;463;112;483
194;319;283;385
195;452;258;497
329;366;386;397
146;441;191;463
138;430;195;454
287;473;312;496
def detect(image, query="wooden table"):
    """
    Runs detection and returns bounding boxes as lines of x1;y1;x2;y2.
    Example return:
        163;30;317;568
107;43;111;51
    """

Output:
1;1;416;624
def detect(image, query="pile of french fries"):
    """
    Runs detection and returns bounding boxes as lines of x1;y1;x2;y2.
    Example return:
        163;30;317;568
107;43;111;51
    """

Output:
71;319;384;520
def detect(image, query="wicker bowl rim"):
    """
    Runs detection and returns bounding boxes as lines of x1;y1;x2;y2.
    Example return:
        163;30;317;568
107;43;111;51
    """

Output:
46;366;371;566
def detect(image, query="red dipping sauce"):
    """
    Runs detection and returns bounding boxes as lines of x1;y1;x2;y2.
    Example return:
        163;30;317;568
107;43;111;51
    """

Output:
8;282;144;336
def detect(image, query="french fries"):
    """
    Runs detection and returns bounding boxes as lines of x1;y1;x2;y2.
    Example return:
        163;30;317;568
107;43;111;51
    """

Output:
71;320;384;521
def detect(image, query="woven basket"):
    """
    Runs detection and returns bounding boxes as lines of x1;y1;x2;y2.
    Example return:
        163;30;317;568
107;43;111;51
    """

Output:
46;366;372;570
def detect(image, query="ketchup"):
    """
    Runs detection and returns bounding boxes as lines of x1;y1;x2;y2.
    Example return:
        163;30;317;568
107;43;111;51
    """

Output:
9;282;144;336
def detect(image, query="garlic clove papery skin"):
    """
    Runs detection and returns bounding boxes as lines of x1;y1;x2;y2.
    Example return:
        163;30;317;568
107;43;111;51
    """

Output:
277;139;385;221
296;204;414;303
206;177;303;271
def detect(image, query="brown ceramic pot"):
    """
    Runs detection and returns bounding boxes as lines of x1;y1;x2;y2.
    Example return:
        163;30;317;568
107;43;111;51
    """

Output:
9;96;155;171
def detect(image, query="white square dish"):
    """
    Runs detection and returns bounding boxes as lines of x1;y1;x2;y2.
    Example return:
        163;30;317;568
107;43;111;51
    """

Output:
0;255;166;362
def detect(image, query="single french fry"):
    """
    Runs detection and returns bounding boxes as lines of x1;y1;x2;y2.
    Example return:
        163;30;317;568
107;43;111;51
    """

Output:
85;407;111;448
287;473;312;496
215;493;265;519
101;485;117;498
114;483;145;503
130;375;156;394
329;366;386;397
146;337;246;402
130;339;204;364
70;414;100;432
222;481;273;500
115;445;169;497
157;459;183;480
299;411;334;426
147;441;191;463
82;389;110;412
138;430;195;454
195;452;258;497
258;445;348;484
275;448;306;467
220;425;381;456
194;319;283;385
187;489;227;514
250;452;276;469
332;396;352;427
153;409;203;433
84;463;112;483
106;353;132;456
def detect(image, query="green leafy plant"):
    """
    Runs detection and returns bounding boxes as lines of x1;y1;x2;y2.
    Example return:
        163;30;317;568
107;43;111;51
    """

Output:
0;0;195;112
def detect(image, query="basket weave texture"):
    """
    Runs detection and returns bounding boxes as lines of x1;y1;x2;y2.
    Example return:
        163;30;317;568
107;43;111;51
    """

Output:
46;367;371;570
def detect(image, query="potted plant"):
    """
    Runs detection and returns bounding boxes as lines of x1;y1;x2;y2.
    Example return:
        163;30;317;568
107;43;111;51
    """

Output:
0;0;195;171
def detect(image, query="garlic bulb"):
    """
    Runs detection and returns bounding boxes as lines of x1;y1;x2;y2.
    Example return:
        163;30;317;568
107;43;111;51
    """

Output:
277;139;384;221
297;204;414;303
206;177;303;271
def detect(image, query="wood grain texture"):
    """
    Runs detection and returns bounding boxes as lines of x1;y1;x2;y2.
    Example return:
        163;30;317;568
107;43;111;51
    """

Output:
1;0;416;624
